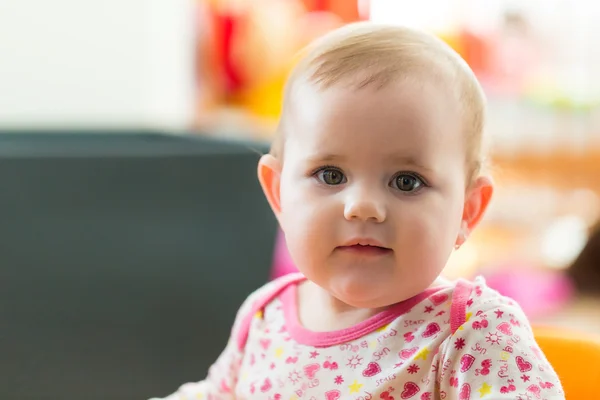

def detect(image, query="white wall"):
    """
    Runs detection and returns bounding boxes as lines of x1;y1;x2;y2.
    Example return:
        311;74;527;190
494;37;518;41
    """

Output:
0;0;197;130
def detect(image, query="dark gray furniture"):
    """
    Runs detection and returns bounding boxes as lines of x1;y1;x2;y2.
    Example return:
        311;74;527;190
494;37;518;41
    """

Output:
0;132;277;399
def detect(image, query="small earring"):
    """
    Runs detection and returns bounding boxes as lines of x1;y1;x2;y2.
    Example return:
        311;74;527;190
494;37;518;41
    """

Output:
454;223;469;250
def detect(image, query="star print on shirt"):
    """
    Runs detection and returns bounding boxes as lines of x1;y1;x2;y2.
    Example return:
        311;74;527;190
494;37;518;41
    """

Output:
158;276;564;400
424;306;434;313
479;382;492;397
415;348;430;360
349;380;363;394
275;347;284;358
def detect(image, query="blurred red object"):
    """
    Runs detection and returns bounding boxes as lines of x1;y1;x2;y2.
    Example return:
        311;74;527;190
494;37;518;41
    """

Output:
459;30;493;80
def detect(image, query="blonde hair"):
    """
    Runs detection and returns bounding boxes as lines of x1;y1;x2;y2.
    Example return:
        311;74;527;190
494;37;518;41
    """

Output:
271;22;488;180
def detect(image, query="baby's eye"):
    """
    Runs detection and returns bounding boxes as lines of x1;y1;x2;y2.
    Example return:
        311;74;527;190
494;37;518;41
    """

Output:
316;168;346;185
391;173;425;192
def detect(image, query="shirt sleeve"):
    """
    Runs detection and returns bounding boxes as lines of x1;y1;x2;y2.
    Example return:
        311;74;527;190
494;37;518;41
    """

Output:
437;283;565;399
148;338;242;400
148;289;262;400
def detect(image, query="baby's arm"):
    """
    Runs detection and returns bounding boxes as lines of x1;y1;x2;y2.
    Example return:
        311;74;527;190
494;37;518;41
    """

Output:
148;287;263;400
149;337;242;400
438;290;564;399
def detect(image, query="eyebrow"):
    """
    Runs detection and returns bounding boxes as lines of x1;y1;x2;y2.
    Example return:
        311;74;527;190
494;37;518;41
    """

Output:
386;154;434;173
305;153;434;173
305;153;347;164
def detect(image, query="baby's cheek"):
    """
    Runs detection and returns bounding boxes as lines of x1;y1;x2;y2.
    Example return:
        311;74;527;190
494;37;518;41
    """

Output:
397;206;457;258
281;205;329;266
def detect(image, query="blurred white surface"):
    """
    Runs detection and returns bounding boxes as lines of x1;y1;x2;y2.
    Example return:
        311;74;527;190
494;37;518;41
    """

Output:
0;0;197;130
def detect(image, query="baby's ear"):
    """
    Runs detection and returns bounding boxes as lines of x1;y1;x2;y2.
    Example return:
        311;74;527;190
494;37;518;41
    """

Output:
257;154;283;220
462;176;494;232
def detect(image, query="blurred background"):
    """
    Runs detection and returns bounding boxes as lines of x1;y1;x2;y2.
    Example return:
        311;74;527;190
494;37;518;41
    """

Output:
1;0;600;399
191;0;600;327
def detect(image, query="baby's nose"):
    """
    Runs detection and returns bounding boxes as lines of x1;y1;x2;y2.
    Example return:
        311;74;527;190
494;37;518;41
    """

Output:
343;191;386;223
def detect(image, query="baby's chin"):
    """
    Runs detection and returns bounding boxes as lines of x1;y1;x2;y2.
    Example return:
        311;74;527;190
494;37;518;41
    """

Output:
328;275;418;309
327;276;438;309
333;293;395;310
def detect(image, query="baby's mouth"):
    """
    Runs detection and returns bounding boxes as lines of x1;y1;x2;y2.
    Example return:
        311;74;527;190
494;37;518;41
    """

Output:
337;244;392;256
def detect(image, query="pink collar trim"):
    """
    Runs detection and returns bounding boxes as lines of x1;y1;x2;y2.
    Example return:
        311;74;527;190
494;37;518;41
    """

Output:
280;280;449;347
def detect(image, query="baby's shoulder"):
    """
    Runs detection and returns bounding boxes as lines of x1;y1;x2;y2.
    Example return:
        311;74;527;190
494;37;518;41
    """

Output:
236;273;304;314
435;278;565;398
431;276;531;335
233;273;305;349
462;276;529;317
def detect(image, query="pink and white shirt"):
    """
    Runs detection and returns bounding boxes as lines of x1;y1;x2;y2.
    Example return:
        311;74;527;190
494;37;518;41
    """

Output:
152;274;564;400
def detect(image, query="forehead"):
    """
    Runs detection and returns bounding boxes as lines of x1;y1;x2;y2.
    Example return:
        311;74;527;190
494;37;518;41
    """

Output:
284;79;465;164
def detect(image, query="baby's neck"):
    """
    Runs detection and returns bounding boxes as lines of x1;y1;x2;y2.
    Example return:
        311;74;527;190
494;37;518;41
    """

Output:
296;281;383;332
296;277;449;333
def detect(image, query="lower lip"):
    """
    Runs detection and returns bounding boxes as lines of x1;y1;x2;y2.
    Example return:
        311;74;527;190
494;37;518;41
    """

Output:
337;245;392;256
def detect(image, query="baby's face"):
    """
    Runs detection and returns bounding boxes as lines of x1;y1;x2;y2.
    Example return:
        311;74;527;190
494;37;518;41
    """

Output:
278;79;471;308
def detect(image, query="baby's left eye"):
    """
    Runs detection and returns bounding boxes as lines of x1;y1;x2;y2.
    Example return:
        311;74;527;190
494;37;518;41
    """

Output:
391;173;425;192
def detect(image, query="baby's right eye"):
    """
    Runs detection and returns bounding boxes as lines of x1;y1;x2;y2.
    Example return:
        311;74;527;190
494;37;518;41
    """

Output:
316;168;346;185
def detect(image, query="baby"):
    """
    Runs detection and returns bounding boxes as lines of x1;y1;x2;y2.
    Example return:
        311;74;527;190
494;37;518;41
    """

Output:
153;23;564;399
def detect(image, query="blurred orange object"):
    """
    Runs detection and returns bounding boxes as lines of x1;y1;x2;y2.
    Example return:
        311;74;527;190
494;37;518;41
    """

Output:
300;0;361;22
198;0;366;126
234;0;347;122
534;326;600;399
